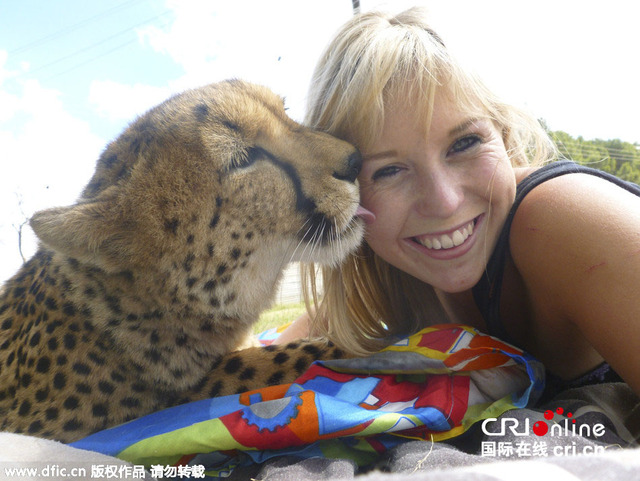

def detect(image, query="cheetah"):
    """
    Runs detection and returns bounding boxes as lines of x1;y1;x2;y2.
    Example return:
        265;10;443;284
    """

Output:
0;80;364;442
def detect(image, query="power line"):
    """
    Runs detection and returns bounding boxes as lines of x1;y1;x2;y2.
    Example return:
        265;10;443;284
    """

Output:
8;0;148;55
24;10;174;79
43;18;174;81
43;38;139;82
553;138;639;155
556;147;638;163
552;139;640;164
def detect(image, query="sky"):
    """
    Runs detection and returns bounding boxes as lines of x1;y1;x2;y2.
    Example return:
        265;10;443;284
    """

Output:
1;0;639;282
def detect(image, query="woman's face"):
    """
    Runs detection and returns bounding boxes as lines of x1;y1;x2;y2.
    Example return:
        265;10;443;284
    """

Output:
358;93;516;293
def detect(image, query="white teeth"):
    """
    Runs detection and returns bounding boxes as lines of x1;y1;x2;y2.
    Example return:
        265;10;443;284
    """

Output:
452;230;465;247
416;220;475;251
440;234;454;249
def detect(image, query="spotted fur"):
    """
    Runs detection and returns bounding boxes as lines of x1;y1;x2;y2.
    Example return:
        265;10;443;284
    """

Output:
0;80;362;442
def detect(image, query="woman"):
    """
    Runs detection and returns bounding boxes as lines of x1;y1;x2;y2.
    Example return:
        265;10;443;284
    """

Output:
276;7;640;399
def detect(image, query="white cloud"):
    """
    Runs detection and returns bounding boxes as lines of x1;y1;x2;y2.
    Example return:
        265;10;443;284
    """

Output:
0;77;104;280
89;80;172;121
0;89;19;123
0;50;13;86
137;0;353;121
138;0;222;73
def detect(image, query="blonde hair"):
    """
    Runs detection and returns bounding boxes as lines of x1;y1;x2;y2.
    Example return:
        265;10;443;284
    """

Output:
302;7;557;355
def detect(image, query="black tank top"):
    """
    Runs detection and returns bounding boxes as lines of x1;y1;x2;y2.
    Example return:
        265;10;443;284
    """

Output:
472;160;639;397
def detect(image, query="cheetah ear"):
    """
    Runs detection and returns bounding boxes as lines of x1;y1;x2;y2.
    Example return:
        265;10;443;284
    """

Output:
30;198;133;270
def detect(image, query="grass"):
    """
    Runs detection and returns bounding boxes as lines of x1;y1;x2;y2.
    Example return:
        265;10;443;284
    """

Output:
253;301;306;334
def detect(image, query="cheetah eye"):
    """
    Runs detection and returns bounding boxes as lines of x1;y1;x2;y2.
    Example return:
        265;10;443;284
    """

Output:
228;147;267;170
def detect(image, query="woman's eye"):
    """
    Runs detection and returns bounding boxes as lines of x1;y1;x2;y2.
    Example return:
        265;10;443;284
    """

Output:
449;135;482;154
371;165;402;181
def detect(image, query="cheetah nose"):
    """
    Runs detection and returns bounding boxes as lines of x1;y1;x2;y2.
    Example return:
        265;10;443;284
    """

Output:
332;150;362;183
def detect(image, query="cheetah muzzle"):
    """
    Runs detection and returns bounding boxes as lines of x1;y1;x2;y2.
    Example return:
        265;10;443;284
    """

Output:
0;80;364;442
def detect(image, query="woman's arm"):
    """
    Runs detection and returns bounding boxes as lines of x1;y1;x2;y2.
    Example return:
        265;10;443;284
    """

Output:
510;172;640;395
272;311;313;344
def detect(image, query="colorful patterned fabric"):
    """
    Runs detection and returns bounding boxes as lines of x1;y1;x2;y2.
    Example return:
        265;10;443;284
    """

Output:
71;325;545;478
255;322;292;346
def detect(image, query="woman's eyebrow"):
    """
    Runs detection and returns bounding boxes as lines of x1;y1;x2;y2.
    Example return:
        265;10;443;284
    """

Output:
449;117;484;136
362;150;397;161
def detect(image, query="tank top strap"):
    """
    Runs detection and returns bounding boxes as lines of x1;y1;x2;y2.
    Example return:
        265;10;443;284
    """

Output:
472;160;640;343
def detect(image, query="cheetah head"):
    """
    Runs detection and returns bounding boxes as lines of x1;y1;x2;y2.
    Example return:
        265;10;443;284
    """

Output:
29;80;366;319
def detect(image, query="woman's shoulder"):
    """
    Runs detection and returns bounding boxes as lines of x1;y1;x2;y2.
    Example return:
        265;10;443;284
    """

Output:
507;165;640;391
513;165;640;224
514;160;640;200
510;166;640;257
508;162;640;319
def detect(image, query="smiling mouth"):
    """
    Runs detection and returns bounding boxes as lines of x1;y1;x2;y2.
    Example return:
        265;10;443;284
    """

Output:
412;216;480;250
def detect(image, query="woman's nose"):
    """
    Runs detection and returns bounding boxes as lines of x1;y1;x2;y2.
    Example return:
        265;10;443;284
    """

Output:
414;168;464;218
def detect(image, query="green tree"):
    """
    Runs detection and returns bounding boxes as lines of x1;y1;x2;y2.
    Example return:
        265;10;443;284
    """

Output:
548;130;640;183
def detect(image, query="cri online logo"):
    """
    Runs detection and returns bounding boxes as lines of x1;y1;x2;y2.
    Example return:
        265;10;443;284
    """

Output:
482;407;606;438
